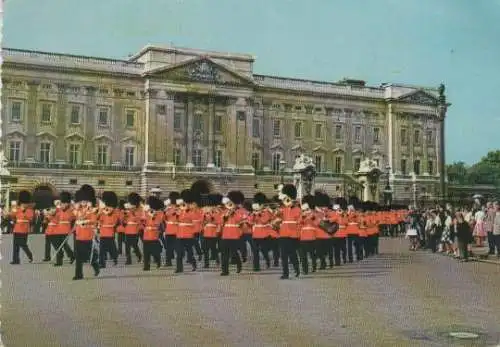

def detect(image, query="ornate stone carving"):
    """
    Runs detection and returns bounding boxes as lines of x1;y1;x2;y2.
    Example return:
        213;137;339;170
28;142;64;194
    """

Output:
145;89;158;98
187;60;220;83
27;79;41;86
284;104;293;112
113;88;124;97
304;105;314;114
56;83;68;91
399;91;438;106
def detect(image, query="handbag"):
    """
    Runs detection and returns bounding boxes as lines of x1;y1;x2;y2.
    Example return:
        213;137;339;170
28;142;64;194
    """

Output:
319;220;339;235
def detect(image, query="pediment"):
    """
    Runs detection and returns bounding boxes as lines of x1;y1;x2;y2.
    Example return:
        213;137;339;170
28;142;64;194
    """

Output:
6;130;26;138
65;132;85;141
94;135;114;142
371;148;383;156
313;146;327;152
36;131;57;139
291;144;304;151
332;147;345;153
270;143;284;150
397;90;439;106
143;56;255;86
352;148;364;155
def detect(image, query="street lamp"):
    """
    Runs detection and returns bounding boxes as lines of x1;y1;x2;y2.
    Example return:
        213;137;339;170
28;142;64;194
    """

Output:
383;165;393;206
411;172;417;209
279;160;287;184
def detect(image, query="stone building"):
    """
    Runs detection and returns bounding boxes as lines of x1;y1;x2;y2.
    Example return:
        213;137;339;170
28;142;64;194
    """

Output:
1;45;449;204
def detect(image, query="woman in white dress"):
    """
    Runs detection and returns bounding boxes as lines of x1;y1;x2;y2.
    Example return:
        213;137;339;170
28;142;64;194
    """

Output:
406;213;419;250
473;208;487;246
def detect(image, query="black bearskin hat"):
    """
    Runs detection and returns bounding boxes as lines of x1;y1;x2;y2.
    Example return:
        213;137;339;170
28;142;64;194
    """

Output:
75;189;85;203
190;180;212;195
118;199;126;209
102;191;118;208
168;191;181;203
180;189;194;204
18;190;32;204
302;195;315;209
59;191;72;204
314;192;330;208
227;190;245;205
253;192;267;205
282;184;297;200
128;192;141;207
147;196;164;211
79;184;96;206
211;193;223;206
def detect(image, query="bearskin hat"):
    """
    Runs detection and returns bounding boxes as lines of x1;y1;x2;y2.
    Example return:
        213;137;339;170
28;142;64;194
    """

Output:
314;192;330;208
302;195;315;209
253;192;267;205
168;191;180;203
128;192;141;206
281;184;297;200
102;191;118;208
180;189;194;204
18;190;32;204
74;189;85;203
147;196;164;211
211;193;223;206
118;199;126;209
78;184;96;205
59;191;72;204
190;180;212;195
227;190;245;205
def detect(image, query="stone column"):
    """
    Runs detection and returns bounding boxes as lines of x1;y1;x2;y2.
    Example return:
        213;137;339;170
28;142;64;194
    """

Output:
26;80;40;159
143;88;153;166
225;97;237;167
344;110;353;172
165;93;175;164
387;103;394;174
55;83;68;161
244;97;254;169
438;103;448;199
422;116;429;175
261;99;273;167
186;95;194;165
83;86;96;162
207;96;215;166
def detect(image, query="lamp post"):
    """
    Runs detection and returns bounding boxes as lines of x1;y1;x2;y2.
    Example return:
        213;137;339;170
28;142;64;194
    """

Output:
279;160;286;184
411;172;417;209
383;165;393;206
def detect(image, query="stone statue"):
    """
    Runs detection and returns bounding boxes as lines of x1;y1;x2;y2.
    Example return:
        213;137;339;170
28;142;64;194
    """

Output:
438;83;446;103
292;154;316;200
358;157;378;174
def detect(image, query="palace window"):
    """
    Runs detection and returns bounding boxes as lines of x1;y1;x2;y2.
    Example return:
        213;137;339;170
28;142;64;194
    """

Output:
70;105;80;124
413;159;421;175
39;142;51;163
98;107;109;126
428;160;434;175
315;123;323;139
314;155;323;172
215;115;223;133
8;141;21;162
400;129;408;145
335;125;342;140
373;127;380;144
252;118;260;137
237;111;246;121
272;119;281;137
41;103;52;123
125;146;135;167
214;150;223;168
294;122;303;138
401;159;407;175
374;158;380;167
125;109;135;128
354;126;362;143
97;144;108;165
334;156;343;173
414;130;421;146
354;158;361;172
174;112;182;131
426;130;433;145
193;113;203;131
271;152;282;173
173;149;181;165
68;144;81;165
192;149;202;167
251;152;260;170
11;101;22;122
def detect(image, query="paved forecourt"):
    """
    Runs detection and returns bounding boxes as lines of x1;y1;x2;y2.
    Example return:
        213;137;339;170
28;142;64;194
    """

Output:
2;234;500;347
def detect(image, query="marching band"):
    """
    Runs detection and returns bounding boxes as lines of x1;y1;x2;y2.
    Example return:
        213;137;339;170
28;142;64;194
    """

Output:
5;182;409;280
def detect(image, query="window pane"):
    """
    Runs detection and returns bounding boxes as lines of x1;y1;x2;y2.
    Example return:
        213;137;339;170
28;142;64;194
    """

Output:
315;124;322;139
335;157;342;173
99;108;108;126
11;102;22;121
373;127;380;143
354;158;361;171
174;112;182;130
314;155;322;171
9;141;20;162
252;118;260;137
97;145;108;165
125;147;135;167
40;143;51;163
294;122;302;138
335;125;342;140
126;110;135;127
173;149;181;165
70;105;80;124
273;120;281;137
215;115;222;132
251;153;260;170
401;159;407;175
193;114;203;131
41;104;52;123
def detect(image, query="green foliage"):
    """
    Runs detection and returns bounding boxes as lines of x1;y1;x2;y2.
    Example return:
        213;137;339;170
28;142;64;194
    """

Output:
447;150;500;186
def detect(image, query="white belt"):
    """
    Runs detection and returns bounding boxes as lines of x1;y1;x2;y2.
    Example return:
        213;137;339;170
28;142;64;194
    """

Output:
224;224;240;227
48;223;56;226
348;222;358;225
101;224;115;228
205;223;217;227
253;224;269;228
145;226;158;230
166;221;177;225
59;221;71;224
301;226;316;231
178;223;192;227
282;221;298;224
17;220;29;223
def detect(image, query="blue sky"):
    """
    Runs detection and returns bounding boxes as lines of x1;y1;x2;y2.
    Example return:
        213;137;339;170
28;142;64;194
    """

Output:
3;0;499;165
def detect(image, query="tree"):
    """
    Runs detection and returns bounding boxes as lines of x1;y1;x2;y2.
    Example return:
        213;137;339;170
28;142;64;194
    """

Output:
447;161;469;184
447;150;500;186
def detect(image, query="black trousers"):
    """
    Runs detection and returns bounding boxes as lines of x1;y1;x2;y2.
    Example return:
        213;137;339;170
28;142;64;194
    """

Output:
192;233;202;257
175;238;196;272
356;237;365;261
279;238;300;277
74;240;99;279
116;233;125;255
219;239;242;275
125;234;142;264
143;240;161;270
493;235;500;256
487;232;495;254
333;237;347;266
347;235;362;262
299;240;316;274
270;238;280;266
252;238;271;271
99;237;118;267
44;234;52;260
164;234;176;265
202;237;219;267
11;233;33;264
239;234;254;261
51;234;74;265
364;235;375;257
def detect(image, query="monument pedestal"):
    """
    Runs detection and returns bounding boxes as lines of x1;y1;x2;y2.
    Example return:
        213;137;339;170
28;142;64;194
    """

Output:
353;158;382;203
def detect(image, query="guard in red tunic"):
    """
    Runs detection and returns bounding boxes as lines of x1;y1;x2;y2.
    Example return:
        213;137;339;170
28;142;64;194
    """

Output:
98;191;119;268
142;196;164;271
116;200;126;255
248;192;273;271
10;190;34;264
43;198;57;262
298;195;318;274
201;193;222;268
274;184;301;279
174;189;197;273
163;191;180;267
73;185;100;280
52;191;76;266
123;193;143;265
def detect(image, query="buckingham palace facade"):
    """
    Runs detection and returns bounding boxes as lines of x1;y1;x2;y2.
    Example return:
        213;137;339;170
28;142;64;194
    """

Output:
1;44;449;204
